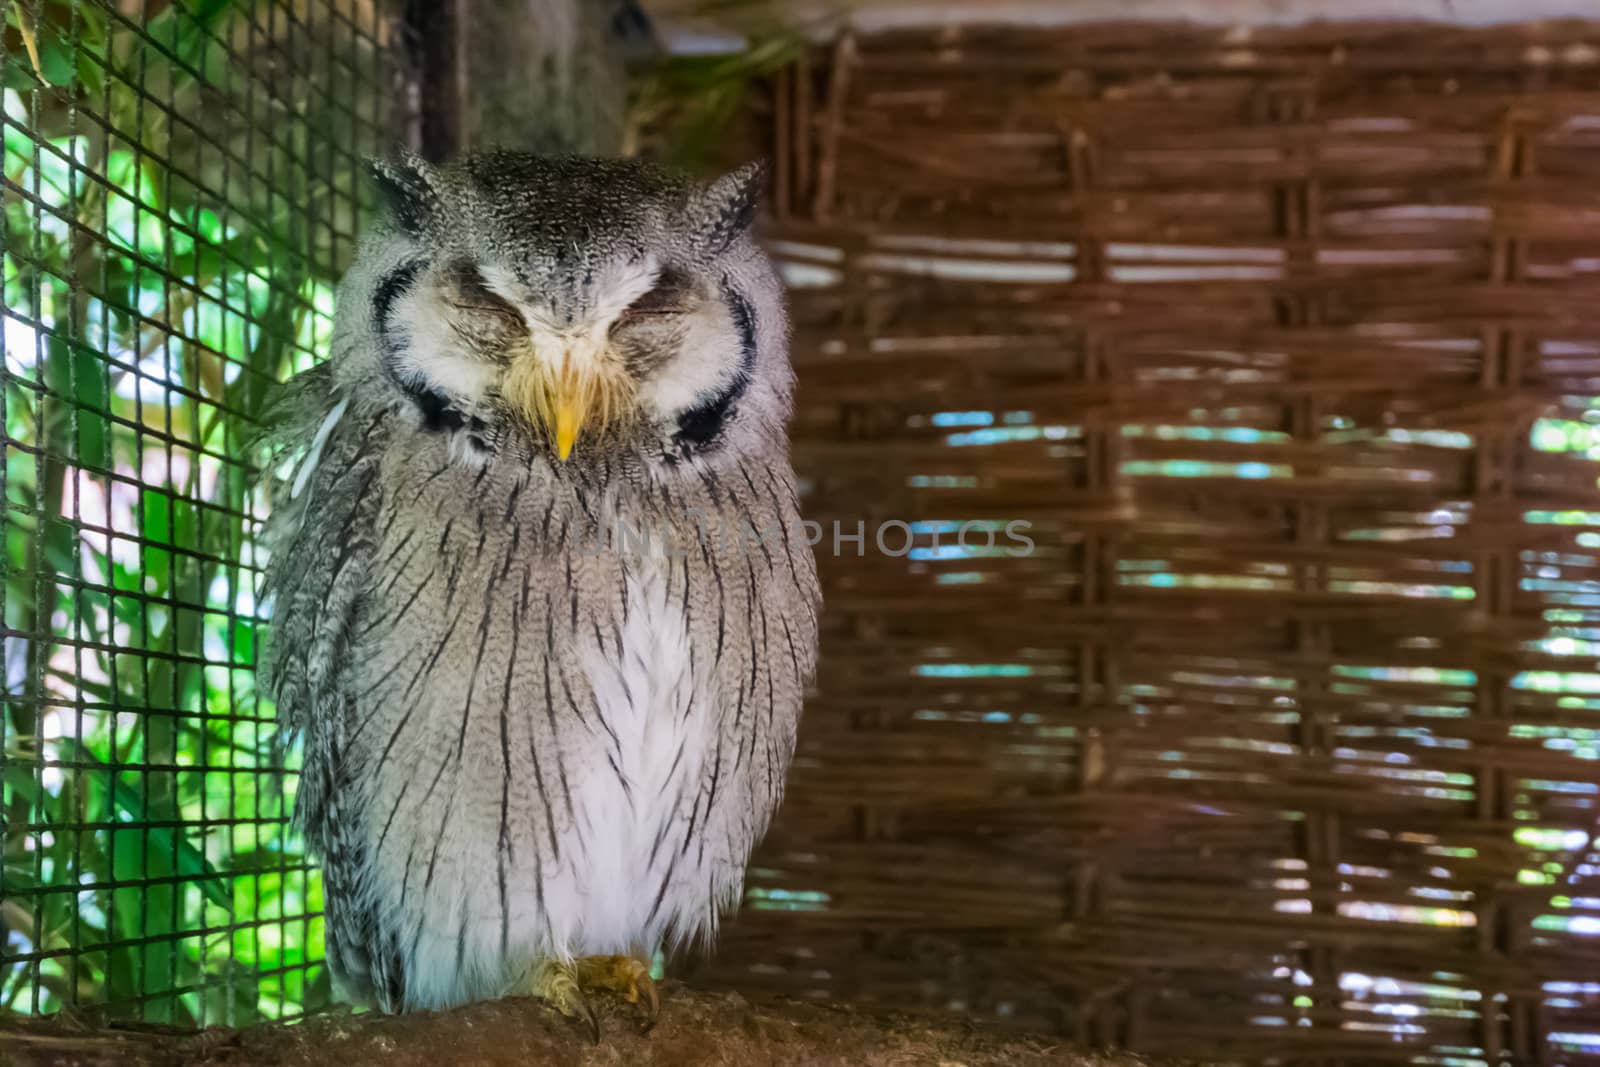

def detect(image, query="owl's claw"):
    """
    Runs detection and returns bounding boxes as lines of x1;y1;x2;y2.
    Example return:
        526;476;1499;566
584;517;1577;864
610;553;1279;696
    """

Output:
638;972;660;1032
574;954;659;1033
530;960;601;1043
528;955;658;1040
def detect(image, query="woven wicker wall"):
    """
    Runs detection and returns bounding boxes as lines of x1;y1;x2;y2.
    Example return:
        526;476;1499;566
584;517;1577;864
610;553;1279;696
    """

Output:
685;21;1600;1066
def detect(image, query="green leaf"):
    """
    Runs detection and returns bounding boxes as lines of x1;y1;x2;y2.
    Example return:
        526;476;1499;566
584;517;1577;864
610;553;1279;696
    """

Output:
130;0;238;95
303;966;333;1014
195;961;261;1027
38;515;76;577
3;762;43;810
230;619;255;664
67;741;233;911
112;780;231;910
40;335;112;471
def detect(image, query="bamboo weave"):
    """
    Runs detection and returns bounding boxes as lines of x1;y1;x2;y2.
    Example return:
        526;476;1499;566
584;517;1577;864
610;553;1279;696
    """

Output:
687;21;1600;1066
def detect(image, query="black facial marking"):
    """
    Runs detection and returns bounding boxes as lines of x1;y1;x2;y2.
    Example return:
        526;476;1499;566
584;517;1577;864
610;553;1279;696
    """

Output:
374;259;474;437
373;261;422;339
672;281;757;452
409;384;468;433
727;282;758;375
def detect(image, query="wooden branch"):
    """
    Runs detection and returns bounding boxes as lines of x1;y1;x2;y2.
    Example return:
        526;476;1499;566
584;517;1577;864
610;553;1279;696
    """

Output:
0;985;1187;1067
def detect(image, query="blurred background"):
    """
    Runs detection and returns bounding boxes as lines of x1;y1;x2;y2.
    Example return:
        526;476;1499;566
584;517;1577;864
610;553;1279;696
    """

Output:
4;2;1600;1064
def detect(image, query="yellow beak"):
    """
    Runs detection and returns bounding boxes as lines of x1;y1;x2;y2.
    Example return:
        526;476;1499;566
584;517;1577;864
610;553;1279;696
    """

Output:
554;377;583;461
503;340;632;463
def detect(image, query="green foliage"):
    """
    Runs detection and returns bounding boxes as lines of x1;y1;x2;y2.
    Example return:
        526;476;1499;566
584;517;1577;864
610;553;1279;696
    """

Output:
627;2;811;171
1;0;372;1026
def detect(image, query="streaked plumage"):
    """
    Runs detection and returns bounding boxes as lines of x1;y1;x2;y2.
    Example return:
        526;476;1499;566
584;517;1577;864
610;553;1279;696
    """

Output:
259;152;819;1014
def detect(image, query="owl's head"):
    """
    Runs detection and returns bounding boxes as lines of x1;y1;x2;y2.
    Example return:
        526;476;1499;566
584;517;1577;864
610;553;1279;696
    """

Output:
333;151;789;471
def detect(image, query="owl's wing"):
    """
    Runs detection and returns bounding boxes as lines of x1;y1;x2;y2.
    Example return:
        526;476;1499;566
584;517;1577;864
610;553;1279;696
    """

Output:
258;367;404;1009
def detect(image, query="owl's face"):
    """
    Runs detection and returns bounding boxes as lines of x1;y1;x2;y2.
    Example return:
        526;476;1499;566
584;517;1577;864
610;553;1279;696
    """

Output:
341;152;785;470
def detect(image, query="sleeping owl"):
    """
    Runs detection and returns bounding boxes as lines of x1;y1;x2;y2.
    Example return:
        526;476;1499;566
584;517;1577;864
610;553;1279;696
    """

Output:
259;151;821;1032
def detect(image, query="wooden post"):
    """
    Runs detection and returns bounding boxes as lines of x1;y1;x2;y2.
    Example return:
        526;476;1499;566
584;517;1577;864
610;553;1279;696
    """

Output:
398;0;628;160
453;0;628;156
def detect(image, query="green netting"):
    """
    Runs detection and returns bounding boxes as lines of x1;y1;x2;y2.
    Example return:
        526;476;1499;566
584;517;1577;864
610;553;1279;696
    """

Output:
2;0;389;1025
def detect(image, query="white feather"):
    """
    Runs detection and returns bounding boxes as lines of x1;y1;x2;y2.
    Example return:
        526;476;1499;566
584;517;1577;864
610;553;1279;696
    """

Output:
555;557;712;953
292;396;349;500
375;548;726;1011
638;299;744;421
389;282;500;401
588;255;663;327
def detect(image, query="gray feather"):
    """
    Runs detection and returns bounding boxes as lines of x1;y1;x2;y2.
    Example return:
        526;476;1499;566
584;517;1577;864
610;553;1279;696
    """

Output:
260;153;820;1012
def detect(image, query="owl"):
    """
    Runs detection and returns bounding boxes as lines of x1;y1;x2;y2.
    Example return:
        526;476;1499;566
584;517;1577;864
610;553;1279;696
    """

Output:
259;152;821;1032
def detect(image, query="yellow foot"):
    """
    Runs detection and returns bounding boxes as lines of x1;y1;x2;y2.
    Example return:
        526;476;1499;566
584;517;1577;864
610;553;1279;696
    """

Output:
530;955;660;1041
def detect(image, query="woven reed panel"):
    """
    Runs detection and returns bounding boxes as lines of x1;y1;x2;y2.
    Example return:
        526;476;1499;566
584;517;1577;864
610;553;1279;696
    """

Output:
683;21;1600;1067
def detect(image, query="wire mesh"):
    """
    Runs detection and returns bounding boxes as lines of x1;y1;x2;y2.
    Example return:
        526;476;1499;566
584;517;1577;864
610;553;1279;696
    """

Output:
1;0;389;1026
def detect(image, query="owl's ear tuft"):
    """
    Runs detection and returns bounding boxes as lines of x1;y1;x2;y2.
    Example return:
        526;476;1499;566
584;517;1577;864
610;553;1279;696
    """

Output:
692;161;766;254
369;154;439;236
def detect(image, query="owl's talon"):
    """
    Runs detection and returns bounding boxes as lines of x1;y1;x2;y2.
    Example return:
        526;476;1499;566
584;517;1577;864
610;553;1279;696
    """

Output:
636;972;660;1032
582;1002;602;1044
573;954;660;1033
527;955;658;1040
530;960;602;1042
